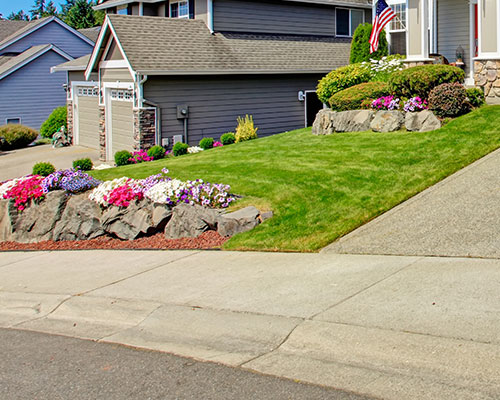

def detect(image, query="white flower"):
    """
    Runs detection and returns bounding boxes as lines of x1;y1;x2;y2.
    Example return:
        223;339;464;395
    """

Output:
187;146;204;154
89;177;131;205
144;179;187;204
0;176;31;198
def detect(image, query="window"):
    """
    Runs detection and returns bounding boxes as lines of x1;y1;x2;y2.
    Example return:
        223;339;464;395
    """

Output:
77;87;98;97
387;1;406;55
170;0;189;18
110;89;133;102
117;5;128;15
6;118;21;124
389;2;406;31
336;8;364;37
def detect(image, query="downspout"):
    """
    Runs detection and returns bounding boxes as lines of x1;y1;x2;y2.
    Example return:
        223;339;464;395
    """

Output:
139;2;144;16
207;0;214;33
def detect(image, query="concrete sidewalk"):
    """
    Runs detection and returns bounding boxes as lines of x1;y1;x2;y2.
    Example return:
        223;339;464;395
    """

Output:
1;250;500;399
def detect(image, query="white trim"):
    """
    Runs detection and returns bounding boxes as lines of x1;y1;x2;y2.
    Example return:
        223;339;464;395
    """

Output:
105;88;113;161
476;0;500;59
5;117;22;125
136;69;360;75
303;90;317;128
405;0;429;61
139;2;144;15
335;7;365;37
207;0;214;33
100;60;130;68
71;81;98;145
102;81;134;89
94;0;164;10
169;0;190;18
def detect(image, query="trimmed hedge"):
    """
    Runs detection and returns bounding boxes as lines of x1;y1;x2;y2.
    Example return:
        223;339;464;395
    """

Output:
32;162;56;176
466;87;485;108
317;63;371;104
114;150;132;166
173;142;189;156
388;64;465;99
329;81;390;111
199;137;214;150
40;106;67;139
220;132;236;145
0;124;38;150
429;83;471;118
73;158;93;171
350;23;388;64
147;145;166;160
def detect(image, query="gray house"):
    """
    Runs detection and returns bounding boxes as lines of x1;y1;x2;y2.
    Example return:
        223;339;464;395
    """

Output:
0;17;95;129
55;0;371;160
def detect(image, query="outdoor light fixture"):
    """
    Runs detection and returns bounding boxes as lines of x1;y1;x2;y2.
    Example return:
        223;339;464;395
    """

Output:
298;91;306;101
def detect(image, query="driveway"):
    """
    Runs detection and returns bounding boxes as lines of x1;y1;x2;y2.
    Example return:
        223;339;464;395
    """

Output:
323;147;500;258
0;144;100;182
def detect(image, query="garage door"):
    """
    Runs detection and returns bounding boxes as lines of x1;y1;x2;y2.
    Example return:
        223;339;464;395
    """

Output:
76;86;100;149
110;89;134;157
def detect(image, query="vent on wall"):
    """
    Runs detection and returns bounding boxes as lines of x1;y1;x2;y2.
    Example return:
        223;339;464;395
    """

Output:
6;118;21;124
173;135;183;144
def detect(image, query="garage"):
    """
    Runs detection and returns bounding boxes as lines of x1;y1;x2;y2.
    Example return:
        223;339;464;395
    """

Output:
107;89;135;159
75;86;100;149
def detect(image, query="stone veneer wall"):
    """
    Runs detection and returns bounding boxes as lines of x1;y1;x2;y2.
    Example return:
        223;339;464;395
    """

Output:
66;101;74;145
133;108;156;151
98;106;106;161
474;60;500;104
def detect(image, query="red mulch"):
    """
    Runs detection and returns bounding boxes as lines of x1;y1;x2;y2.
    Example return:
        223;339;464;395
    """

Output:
0;231;228;251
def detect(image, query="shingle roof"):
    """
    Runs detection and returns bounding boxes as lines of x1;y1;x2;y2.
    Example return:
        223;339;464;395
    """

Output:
0;18;49;48
0;55;14;66
0;20;30;42
52;54;91;72
102;15;351;75
78;27;101;43
96;0;371;8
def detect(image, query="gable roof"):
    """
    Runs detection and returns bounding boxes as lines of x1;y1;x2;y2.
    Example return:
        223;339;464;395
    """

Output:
0;44;73;81
51;54;91;72
87;15;351;78
0;20;30;42
79;27;101;43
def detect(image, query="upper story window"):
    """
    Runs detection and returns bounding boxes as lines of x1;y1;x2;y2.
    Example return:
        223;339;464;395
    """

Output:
336;8;364;37
117;5;128;15
170;0;189;19
388;2;406;31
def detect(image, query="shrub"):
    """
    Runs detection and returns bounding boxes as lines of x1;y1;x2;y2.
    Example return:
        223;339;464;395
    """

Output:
32;162;56;177
403;97;428;112
114;150;132;166
428;83;471;118
350;23;388;64
0;124;38;149
388;64;465;99
220;132;236;145
235;115;258;143
72;158;93;171
466;87;486;108
371;96;400;111
173;142;189;156
317;63;371;104
329;81;390;111
147;145;166;160
42;168;100;194
129;150;153;164
40;106;67;139
199;137;214;150
363;55;405;82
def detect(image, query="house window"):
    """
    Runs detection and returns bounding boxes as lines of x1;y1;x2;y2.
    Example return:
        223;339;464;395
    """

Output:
170;0;189;19
6;118;21;124
110;89;133;102
389;2;406;31
387;1;406;55
117;5;128;15
336;8;365;37
78;87;99;97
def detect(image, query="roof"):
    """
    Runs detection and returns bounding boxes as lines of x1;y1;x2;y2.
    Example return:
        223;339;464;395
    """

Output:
52;54;91;72
78;27;101;42
0;55;14;66
0;20;30;42
0;44;73;80
0;18;49;48
88;15;351;76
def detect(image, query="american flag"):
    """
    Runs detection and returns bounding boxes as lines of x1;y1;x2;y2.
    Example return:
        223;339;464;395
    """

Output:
369;0;396;53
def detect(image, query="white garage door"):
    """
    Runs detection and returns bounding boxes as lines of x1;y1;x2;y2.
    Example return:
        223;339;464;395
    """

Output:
75;86;100;149
109;89;134;157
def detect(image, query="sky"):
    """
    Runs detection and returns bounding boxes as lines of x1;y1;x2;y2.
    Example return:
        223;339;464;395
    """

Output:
0;0;59;18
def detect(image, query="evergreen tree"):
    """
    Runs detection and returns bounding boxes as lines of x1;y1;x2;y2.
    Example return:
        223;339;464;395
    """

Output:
43;1;58;16
65;0;101;28
60;0;77;18
7;10;31;21
349;23;388;64
30;0;46;19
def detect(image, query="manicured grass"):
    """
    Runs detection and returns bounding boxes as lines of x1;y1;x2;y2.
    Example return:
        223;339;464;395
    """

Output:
92;106;500;252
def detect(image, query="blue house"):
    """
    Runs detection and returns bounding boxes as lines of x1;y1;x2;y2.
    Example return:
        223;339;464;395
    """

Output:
0;17;95;130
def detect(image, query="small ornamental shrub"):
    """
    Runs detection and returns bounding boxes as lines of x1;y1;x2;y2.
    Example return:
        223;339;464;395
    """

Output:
173;142;189;156
317;63;371;104
220;132;236;145
32;162;56;177
147;145;166;160
40;106;67;139
199;137;214;150
235;115;258;143
362;55;405;82
428;83;471;118
466;87;486;108
404;97;428;112
129;150;153;164
0;124;38;149
72;158;93;171
388;65;465;99
350;23;388;64
371;96;400;111
329;81;390;111
114;150;133;166
2;175;44;211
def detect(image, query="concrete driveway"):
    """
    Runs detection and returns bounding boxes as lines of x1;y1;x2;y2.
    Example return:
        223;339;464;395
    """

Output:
0;144;100;181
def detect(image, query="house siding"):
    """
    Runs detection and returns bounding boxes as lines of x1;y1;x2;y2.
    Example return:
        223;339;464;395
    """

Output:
1;20;93;58
144;74;323;145
0;50;68;129
100;67;133;82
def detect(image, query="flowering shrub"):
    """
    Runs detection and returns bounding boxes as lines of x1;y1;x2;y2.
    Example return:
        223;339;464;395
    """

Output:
213;141;223;147
41;169;101;194
187;146;204;154
89;177;131;206
129;150;154;164
362;55;404;81
0;176;31;198
3;175;44;211
144;179;190;205
189;182;234;208
404;97;428;112
372;96;400;111
104;181;144;207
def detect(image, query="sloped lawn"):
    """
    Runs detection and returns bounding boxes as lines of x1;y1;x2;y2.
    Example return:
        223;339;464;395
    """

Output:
92;106;500;252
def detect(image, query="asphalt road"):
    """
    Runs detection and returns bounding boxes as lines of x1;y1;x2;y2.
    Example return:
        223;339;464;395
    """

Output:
0;328;373;400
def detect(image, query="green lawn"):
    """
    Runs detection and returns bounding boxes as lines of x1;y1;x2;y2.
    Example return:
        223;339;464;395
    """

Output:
92;106;500;252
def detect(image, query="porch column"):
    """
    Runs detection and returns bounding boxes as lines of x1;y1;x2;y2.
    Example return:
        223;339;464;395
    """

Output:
405;0;431;62
477;0;500;58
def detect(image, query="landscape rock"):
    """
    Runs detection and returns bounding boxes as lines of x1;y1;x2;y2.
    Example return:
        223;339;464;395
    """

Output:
260;211;274;222
0;199;18;241
405;110;442;132
370;110;404;132
52;193;104;241
218;206;260;237
333;110;375;132
165;203;222;239
312;109;336;135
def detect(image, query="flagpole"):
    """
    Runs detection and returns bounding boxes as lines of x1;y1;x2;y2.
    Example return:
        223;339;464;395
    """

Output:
372;0;377;24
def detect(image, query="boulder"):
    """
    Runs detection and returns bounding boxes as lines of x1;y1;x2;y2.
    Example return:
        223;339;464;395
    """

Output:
52;193;104;241
405;110;442;132
217;206;260;237
370;111;404;132
260;211;274;222
312;109;336;135
0;199;18;242
333;110;375;132
165;203;222;239
12;191;68;243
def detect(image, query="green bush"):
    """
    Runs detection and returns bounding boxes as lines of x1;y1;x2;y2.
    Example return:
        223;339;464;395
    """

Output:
388;64;465;99
317;63;371;104
428;83;471;118
235;115;258;143
220;132;236;145
173;142;189;156
40;106;67;139
466;87;486;108
329;81;390;111
199;137;214;150
147;145;166;160
32;162;55;177
350;23;388;64
0;124;38;149
72;158;93;171
114;150;132;166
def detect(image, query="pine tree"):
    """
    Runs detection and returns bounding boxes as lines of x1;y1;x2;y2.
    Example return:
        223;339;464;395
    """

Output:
30;0;46;19
7;10;31;21
64;0;97;29
43;1;58;17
